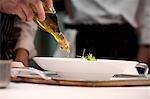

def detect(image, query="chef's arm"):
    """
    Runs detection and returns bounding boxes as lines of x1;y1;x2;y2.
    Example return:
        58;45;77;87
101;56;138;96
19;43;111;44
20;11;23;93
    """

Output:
14;19;37;66
136;0;150;64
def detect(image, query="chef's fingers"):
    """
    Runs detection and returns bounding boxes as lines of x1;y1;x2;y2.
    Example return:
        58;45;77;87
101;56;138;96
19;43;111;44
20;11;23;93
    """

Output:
20;1;33;21
29;0;45;21
46;0;53;8
12;6;26;22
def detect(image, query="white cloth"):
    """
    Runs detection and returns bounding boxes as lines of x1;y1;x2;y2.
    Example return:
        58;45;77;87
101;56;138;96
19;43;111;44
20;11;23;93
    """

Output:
65;0;150;45
14;20;37;58
1;83;150;99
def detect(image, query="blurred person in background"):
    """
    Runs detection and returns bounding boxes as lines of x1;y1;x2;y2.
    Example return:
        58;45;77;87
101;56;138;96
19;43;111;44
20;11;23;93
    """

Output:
0;13;37;66
63;0;150;64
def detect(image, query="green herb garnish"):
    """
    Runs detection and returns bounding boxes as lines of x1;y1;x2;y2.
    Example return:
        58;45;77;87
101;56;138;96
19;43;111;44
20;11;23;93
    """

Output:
78;48;97;61
81;53;97;61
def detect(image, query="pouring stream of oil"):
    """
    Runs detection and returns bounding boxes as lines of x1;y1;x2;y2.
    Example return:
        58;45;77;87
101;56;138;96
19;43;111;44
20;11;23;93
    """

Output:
32;1;70;53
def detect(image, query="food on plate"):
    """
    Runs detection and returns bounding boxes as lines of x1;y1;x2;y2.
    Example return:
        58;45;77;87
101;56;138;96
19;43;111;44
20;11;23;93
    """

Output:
81;53;97;61
78;49;97;61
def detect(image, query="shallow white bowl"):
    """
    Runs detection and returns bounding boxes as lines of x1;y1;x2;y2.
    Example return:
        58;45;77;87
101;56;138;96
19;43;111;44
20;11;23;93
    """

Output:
33;57;139;80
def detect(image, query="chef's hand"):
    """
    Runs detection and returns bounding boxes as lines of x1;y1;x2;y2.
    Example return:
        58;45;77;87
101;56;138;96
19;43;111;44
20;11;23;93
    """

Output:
137;45;150;64
0;0;53;21
14;48;29;66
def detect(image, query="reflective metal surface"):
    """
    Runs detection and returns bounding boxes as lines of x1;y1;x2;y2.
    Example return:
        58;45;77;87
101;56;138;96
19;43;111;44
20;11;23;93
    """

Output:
0;60;11;88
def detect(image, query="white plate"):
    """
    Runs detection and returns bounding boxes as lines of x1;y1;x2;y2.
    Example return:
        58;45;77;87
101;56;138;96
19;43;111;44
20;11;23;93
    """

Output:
33;57;139;80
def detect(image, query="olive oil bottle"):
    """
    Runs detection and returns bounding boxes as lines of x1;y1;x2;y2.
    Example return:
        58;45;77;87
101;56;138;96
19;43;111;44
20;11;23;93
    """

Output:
33;1;70;53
